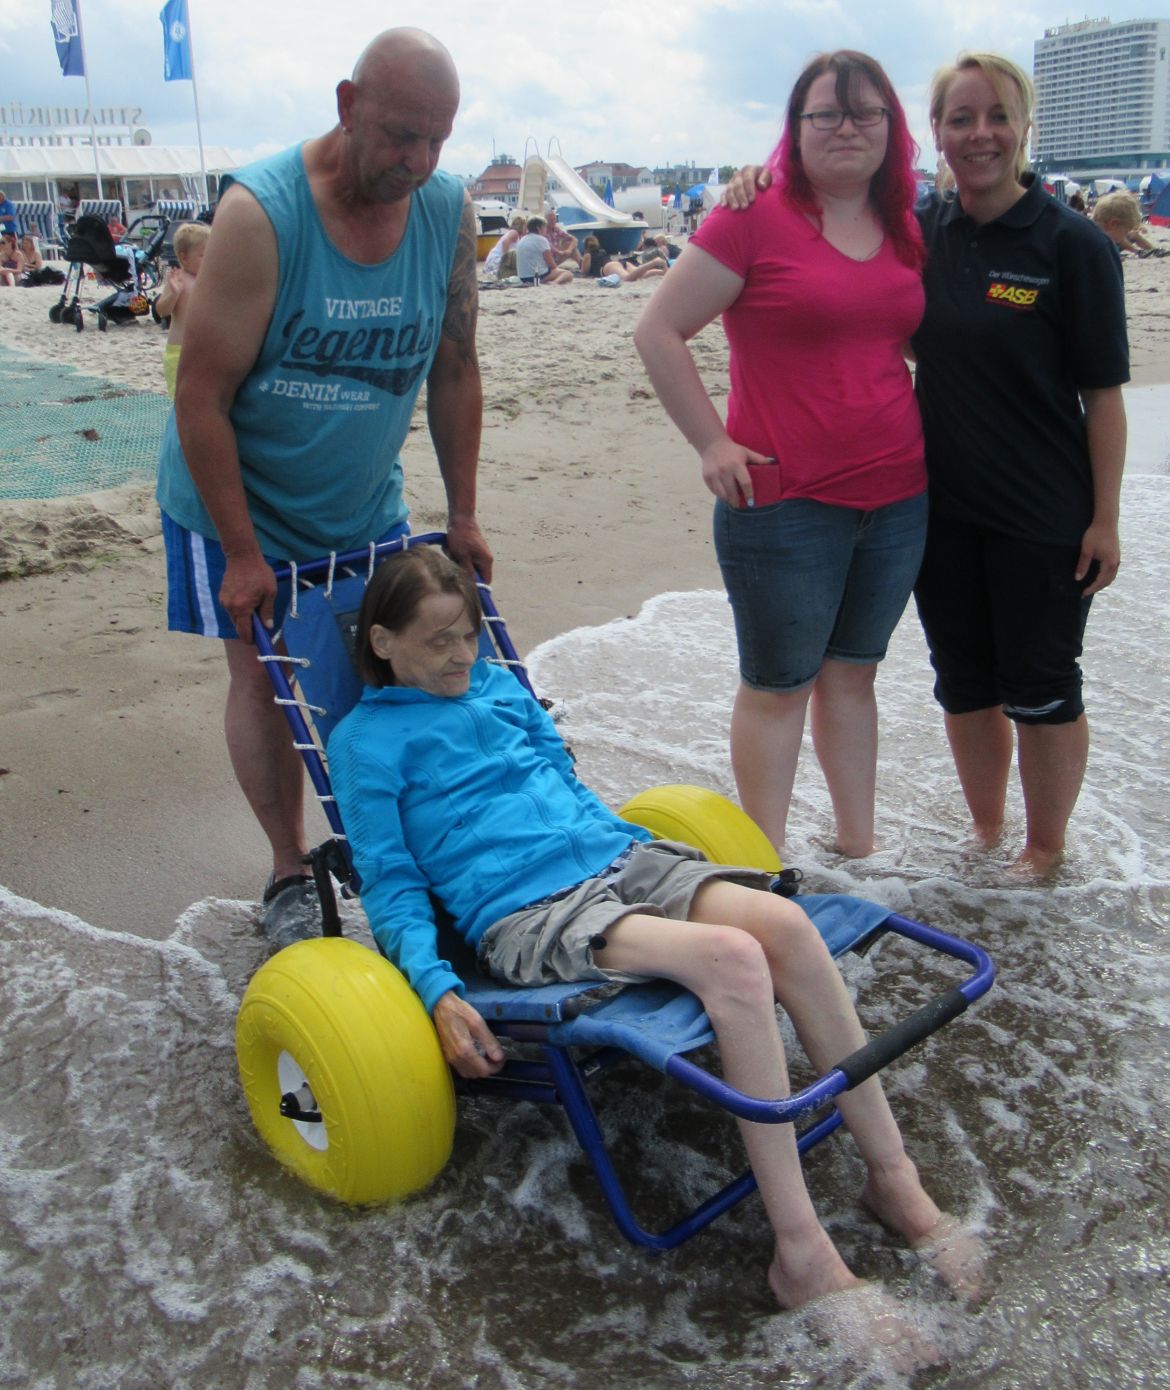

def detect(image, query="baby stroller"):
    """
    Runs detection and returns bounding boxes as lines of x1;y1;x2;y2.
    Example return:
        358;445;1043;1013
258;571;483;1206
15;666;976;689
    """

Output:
235;533;996;1246
49;214;166;332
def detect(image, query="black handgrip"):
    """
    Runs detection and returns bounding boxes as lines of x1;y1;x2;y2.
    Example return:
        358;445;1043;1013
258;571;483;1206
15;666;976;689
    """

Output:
835;987;969;1090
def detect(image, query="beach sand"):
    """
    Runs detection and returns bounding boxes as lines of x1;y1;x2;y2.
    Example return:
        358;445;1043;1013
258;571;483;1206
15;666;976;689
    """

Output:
3;247;1170;937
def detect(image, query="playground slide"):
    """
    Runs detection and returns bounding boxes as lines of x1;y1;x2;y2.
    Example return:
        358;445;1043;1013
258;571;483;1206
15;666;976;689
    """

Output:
536;154;636;225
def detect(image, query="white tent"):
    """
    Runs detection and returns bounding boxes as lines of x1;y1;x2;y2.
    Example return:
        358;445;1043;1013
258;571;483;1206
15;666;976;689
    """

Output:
0;144;248;208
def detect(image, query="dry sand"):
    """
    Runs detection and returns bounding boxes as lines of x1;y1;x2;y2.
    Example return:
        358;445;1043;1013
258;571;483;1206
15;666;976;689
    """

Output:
3;245;1170;938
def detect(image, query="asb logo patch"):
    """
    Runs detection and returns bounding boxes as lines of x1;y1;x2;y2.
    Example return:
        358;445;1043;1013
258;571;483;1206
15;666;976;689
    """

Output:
986;282;1039;310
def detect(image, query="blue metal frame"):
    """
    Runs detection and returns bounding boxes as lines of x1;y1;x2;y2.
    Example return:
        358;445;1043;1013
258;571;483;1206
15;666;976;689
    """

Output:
252;532;996;1250
452;916;993;1251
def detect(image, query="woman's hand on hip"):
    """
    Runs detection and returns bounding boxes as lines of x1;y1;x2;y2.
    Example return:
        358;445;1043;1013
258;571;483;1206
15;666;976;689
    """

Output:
700;436;775;508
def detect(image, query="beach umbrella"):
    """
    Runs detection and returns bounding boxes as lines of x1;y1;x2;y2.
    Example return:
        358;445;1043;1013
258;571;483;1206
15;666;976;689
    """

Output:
603;177;614;206
685;183;706;199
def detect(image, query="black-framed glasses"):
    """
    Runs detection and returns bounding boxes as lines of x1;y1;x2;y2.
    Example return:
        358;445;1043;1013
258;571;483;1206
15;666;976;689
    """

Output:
799;106;890;131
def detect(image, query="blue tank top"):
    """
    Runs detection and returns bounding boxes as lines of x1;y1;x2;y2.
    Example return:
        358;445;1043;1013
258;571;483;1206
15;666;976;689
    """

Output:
156;145;464;559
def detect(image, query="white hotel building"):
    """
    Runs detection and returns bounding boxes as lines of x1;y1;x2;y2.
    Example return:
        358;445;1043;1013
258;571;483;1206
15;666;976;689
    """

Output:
1033;16;1170;178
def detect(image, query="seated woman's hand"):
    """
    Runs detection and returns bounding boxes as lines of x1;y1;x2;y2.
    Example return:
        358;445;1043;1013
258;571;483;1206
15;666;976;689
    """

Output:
433;991;505;1078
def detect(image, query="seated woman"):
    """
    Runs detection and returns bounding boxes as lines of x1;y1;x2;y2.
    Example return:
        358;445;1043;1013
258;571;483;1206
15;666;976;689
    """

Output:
19;234;44;275
326;546;979;1327
580;234;666;282
484;214;527;279
0;232;23;287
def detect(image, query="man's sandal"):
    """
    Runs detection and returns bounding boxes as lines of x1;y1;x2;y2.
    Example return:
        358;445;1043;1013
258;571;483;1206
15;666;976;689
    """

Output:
260;873;322;951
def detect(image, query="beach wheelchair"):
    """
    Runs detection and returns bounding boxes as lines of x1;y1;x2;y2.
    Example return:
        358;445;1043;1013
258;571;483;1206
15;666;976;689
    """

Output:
235;533;995;1246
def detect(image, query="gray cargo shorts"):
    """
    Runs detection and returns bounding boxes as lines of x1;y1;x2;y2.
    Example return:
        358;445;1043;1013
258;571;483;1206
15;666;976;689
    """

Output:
475;838;774;988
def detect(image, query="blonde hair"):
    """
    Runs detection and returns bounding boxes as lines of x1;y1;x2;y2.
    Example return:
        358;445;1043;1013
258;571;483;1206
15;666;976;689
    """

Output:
172;221;211;260
1092;191;1142;232
931;52;1033;192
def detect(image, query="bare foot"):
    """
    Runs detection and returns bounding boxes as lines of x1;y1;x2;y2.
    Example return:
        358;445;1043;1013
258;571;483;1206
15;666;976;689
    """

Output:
767;1227;861;1309
807;1284;944;1375
861;1161;986;1303
860;1157;943;1246
1009;844;1063;879
834;833;878;858
970;821;1004;849
911;1214;987;1307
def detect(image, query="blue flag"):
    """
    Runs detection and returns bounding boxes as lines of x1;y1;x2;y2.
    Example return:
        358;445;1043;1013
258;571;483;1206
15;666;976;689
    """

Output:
160;0;193;81
50;0;84;77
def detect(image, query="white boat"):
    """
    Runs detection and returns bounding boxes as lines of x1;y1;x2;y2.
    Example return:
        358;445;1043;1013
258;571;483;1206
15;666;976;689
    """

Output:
473;198;512;259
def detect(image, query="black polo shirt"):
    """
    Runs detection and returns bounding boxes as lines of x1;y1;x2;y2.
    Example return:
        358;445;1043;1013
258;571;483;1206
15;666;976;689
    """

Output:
913;175;1129;547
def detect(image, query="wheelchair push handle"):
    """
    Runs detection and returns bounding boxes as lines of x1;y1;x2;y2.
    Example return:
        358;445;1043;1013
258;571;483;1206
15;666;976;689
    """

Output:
666;917;994;1124
832;986;970;1091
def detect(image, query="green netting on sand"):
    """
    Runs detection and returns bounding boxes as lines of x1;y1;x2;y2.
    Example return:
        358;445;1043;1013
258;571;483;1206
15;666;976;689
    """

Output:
0;345;170;500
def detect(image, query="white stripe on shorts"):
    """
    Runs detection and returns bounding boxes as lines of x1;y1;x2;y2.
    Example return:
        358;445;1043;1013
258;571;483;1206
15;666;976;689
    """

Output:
188;530;221;637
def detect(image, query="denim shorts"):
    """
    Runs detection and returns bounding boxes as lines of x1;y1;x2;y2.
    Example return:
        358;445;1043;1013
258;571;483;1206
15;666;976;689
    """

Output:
713;491;928;691
162;511;409;639
476;839;773;988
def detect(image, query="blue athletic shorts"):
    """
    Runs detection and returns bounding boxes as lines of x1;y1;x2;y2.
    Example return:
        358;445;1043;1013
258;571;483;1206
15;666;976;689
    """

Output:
913;514;1093;725
161;511;409;640
713;491;928;691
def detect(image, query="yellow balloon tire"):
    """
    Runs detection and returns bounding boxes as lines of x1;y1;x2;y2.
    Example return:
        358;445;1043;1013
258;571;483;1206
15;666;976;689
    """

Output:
619;783;782;873
236;937;455;1205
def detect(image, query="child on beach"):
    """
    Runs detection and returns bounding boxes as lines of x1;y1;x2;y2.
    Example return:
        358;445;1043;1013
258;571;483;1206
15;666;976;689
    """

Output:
1092;191;1157;254
155;222;211;397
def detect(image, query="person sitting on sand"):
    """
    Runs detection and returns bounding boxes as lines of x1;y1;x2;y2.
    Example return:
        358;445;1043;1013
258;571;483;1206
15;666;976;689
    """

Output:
0;231;23;288
483;213;526;278
1091;191;1156;254
19;235;43;275
514;217;574;286
327;545;982;1340
543;207;582;267
642;233;682;264
107;214;127;241
154;222;211;398
580;234;666;282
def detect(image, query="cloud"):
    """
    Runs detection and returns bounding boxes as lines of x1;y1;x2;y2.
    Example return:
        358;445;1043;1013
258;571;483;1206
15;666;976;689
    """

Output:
0;0;1160;179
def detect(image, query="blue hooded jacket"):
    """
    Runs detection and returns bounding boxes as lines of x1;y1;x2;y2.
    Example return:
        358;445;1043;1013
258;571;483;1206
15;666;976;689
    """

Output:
327;662;650;1013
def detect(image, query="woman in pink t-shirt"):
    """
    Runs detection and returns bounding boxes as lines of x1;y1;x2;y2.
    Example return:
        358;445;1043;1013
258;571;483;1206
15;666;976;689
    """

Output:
635;50;927;861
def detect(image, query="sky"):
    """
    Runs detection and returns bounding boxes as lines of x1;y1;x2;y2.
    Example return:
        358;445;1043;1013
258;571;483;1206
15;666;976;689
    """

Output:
0;1;1165;178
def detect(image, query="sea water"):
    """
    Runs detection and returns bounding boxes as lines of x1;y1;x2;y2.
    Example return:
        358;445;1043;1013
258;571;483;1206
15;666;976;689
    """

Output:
3;392;1170;1389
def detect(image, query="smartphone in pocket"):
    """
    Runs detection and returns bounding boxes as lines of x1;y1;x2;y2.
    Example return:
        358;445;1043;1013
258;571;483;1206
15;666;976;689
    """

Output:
736;460;782;509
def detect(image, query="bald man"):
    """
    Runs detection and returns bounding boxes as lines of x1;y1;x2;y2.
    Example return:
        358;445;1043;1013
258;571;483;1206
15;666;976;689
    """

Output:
156;29;491;945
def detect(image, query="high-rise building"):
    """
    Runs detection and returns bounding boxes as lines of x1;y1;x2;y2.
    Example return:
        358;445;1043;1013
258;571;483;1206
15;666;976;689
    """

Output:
1033;16;1170;175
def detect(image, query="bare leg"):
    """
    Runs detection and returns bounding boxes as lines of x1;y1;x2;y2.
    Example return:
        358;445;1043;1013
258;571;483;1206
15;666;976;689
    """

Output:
1014;715;1089;875
688;881;984;1301
809;659;878;857
943;706;1013;846
599;910;861;1308
222;639;307;882
729;681;813;858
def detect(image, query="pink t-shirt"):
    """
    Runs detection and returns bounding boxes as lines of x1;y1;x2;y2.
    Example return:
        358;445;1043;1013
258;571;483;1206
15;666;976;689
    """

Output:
692;189;926;510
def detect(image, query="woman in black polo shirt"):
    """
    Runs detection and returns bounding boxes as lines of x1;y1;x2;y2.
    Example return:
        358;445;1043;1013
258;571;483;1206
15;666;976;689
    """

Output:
912;52;1128;877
